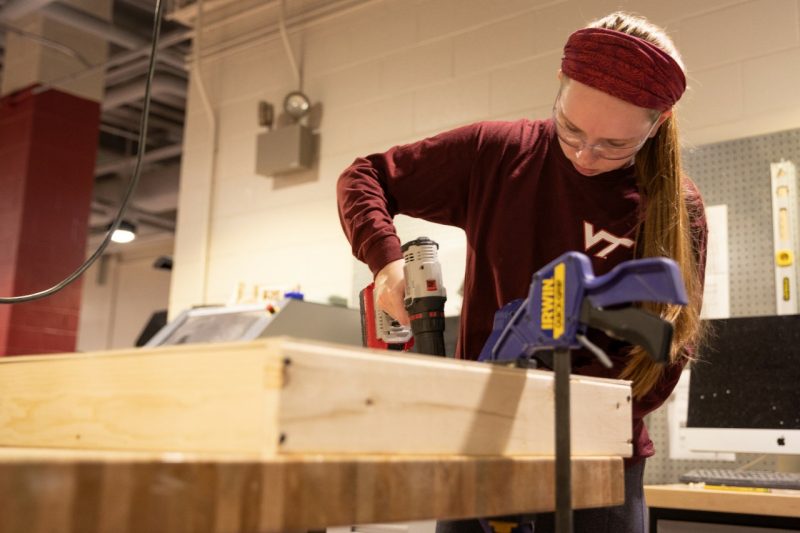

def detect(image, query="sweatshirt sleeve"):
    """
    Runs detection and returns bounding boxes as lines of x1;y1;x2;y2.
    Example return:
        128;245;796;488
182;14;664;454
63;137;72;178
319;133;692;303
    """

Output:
336;123;482;275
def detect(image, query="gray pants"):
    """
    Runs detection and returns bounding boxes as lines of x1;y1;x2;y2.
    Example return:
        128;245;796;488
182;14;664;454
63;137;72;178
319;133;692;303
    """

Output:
435;460;646;533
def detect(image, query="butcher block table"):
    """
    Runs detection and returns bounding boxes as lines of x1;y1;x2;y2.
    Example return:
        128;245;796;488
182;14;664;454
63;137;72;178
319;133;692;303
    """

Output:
0;449;623;532
0;338;630;532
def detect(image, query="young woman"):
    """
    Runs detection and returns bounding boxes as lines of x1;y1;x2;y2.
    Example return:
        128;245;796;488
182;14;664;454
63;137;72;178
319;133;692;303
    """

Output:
337;12;707;533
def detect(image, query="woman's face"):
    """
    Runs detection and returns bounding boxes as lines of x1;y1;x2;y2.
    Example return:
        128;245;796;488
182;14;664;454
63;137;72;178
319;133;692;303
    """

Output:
554;78;665;177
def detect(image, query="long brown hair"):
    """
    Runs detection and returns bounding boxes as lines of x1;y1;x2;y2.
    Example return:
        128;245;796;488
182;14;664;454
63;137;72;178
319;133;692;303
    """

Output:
588;13;705;398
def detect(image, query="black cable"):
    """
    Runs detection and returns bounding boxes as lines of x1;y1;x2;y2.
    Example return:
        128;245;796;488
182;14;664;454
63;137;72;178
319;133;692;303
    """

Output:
0;0;164;304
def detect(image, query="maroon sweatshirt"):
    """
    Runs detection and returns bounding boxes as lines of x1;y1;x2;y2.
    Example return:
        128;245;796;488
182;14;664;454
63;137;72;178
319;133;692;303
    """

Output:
337;118;707;460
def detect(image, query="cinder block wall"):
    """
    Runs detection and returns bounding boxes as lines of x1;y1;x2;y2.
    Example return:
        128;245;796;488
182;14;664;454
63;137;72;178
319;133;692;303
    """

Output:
169;0;800;319
77;238;173;351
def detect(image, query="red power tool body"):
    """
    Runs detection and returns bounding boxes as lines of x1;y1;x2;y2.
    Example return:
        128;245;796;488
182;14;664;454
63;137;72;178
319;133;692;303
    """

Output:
359;282;414;350
359;237;447;355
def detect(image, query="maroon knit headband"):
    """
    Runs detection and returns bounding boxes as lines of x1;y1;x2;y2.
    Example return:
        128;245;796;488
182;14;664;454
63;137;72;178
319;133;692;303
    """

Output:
561;27;686;111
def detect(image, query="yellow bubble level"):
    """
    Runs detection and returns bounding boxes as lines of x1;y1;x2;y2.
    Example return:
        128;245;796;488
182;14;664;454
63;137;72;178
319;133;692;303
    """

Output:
776;250;794;267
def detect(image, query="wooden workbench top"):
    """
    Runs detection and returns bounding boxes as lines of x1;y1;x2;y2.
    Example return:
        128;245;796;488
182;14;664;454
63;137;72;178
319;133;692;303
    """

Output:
0;448;624;533
645;483;800;518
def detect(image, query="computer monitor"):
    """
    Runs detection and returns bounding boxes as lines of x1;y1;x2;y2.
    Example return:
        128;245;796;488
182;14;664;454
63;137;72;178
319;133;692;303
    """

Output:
684;315;800;454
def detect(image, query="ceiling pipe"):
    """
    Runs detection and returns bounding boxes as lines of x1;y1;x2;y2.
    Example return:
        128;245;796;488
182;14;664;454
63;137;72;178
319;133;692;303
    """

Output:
149;92;186;109
105;58;186;86
0;0;57;21
103;107;183;133
31;28;191;95
99;123;144;142
102;72;186;110
42;2;144;48
128;99;187;122
91;199;177;233
0;18;93;66
40;2;186;71
95;143;183;176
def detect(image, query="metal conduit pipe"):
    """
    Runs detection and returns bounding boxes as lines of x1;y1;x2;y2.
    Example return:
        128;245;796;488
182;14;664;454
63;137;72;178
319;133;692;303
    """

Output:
103;107;183;134
99;123;145;143
91;199;176;232
0;0;57;21
42;2;145;49
106;58;187;86
94;143;183;176
128;99;186;122
40;2;186;71
31;28;192;95
151;92;186;109
102;72;186;110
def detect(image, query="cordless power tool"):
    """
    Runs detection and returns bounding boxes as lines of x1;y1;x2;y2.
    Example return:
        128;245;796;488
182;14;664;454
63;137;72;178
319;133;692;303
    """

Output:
360;237;447;356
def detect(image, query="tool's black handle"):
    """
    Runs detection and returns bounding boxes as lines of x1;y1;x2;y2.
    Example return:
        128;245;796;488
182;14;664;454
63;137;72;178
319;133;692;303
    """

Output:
406;297;447;357
412;331;446;356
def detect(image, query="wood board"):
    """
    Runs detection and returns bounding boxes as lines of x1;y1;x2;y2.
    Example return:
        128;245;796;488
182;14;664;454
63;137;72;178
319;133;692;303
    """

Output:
644;484;800;518
0;338;632;456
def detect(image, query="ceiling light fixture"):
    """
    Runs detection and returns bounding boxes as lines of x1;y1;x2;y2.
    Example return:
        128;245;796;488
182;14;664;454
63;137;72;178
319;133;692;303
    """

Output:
109;220;137;243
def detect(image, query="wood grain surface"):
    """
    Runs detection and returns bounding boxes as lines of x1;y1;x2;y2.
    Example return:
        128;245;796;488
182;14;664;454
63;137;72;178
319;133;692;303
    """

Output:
644;483;800;518
0;449;625;533
0;338;632;457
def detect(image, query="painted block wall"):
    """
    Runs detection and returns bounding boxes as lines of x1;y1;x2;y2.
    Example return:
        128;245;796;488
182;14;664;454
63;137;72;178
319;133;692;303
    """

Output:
0;87;100;355
169;0;800;323
77;238;173;351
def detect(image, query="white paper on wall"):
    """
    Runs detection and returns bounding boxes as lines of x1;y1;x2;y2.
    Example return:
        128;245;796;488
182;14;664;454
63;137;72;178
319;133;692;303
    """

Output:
699;204;730;320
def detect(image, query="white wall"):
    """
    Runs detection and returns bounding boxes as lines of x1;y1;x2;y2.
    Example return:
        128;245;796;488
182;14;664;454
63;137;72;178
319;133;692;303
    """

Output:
169;0;800;318
78;238;173;351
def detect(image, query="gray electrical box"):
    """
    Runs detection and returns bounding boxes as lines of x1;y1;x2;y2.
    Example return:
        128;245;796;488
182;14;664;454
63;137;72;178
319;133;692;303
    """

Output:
255;123;314;176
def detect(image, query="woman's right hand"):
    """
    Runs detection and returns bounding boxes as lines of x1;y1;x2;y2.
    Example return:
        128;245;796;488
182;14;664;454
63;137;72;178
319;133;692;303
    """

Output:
374;259;409;326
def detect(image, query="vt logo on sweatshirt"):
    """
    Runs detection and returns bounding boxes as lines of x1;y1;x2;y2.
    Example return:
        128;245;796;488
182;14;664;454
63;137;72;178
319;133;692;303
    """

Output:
584;222;634;259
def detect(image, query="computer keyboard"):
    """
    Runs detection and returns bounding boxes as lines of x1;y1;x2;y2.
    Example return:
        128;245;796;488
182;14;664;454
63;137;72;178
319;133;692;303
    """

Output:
680;468;800;490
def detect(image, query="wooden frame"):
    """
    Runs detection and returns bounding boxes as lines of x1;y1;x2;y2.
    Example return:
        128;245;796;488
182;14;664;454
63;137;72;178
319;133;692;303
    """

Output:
0;338;632;457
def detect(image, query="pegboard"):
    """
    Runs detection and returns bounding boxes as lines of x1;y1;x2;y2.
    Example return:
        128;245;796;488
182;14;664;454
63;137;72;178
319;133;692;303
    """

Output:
643;127;800;485
685;128;800;316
